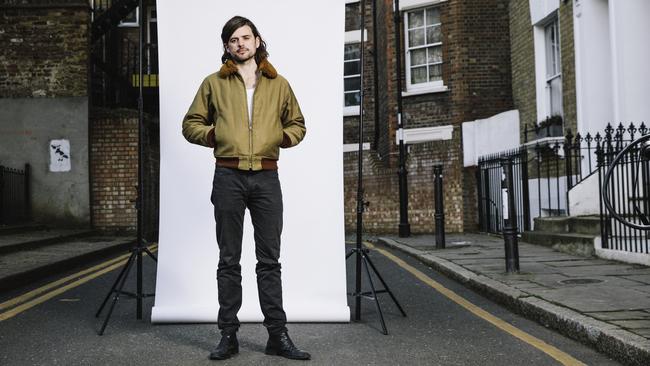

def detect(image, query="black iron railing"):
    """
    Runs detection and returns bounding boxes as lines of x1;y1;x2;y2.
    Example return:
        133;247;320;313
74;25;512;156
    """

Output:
478;122;650;255
0;164;30;225
598;123;649;254
477;147;529;234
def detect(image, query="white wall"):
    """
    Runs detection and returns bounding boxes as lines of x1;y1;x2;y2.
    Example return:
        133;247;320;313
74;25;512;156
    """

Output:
608;0;650;124
462;110;520;167
573;0;613;139
573;0;650;135
529;0;560;24
152;0;349;323
568;171;599;216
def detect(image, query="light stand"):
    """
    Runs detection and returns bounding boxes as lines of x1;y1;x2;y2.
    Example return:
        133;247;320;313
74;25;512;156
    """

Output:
346;0;406;335
95;0;157;335
393;0;411;237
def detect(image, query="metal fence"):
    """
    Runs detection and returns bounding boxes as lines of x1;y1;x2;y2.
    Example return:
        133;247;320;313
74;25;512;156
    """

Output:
477;147;528;234
0;164;31;225
477;122;650;255
598;123;649;254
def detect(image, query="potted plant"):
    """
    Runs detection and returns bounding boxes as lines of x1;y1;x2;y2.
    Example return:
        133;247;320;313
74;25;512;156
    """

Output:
535;115;563;139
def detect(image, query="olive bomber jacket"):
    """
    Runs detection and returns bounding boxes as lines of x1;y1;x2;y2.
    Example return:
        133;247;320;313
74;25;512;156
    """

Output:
182;58;306;170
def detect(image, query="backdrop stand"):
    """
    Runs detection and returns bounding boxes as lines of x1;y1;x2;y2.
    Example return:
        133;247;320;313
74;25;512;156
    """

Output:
95;0;157;335
346;0;406;335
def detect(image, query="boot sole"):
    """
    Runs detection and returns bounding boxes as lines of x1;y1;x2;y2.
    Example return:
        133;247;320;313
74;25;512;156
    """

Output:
264;348;310;360
209;348;239;360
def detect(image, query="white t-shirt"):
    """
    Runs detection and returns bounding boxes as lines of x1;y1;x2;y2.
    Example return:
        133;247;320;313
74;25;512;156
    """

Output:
246;88;254;128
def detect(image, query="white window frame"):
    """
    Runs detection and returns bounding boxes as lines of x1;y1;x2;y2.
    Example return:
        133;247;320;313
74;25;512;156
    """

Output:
398;0;447;11
544;18;562;118
532;4;563;122
118;6;139;27
403;5;445;93
343;40;362;116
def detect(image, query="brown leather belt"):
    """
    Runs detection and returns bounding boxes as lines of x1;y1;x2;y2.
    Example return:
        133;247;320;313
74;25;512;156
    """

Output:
216;157;278;170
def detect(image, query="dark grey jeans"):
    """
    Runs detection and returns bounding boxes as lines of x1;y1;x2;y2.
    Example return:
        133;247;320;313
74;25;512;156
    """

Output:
211;166;287;336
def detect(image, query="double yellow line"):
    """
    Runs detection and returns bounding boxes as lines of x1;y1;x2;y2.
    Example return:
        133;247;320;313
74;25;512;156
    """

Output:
363;242;586;366
0;244;157;322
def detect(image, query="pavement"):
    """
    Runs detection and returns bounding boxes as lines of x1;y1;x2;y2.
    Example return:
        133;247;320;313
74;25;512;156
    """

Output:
0;224;134;292
376;233;650;366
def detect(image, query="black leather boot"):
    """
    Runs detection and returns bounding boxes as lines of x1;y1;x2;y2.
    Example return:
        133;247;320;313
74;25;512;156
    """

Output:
209;333;239;360
265;332;311;360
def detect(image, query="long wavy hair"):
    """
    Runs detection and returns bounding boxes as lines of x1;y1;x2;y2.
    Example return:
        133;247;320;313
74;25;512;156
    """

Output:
220;16;269;64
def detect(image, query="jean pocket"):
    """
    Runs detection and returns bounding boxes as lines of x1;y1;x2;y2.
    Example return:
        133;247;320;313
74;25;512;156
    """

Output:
215;166;235;176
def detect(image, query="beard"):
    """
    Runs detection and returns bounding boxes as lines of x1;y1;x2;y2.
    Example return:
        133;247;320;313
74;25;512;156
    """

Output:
231;49;256;64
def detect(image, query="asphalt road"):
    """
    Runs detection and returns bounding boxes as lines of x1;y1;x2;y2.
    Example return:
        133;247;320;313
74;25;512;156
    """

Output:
0;243;621;365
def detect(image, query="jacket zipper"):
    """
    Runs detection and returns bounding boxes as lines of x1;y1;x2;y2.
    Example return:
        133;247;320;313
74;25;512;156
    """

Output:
249;85;254;170
241;76;253;170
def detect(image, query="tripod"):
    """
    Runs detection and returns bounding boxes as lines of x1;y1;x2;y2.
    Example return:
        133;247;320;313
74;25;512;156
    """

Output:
95;0;157;335
95;239;157;335
346;237;407;335
346;0;406;335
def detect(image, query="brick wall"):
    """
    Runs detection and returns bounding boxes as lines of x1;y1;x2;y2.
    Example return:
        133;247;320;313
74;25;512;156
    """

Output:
343;0;513;234
89;110;139;231
510;1;577;141
0;1;89;98
344;128;465;234
559;1;577;135
344;0;379;149
509;0;536;143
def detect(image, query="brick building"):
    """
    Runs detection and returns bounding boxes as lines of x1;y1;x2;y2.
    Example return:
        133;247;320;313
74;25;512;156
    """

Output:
343;0;513;234
0;0;91;226
0;0;158;235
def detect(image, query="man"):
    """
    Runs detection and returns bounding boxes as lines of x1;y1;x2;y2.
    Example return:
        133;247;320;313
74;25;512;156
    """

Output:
182;16;309;361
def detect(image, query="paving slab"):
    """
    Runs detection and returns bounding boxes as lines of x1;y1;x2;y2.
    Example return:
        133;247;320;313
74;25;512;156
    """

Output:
587;311;650;321
611;320;650;329
376;233;650;366
0;235;134;291
0;228;94;254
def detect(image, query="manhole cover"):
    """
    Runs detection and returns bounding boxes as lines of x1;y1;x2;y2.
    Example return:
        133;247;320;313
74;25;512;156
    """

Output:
558;278;604;285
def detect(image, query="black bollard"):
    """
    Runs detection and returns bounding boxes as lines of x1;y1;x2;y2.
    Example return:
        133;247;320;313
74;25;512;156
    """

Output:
434;164;445;249
501;157;520;273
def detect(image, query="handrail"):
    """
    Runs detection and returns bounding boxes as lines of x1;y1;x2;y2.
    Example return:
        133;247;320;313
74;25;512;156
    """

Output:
602;134;650;230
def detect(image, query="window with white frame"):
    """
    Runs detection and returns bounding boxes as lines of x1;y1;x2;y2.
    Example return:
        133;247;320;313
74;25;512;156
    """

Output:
545;17;562;117
344;43;361;107
405;6;443;90
119;7;139;27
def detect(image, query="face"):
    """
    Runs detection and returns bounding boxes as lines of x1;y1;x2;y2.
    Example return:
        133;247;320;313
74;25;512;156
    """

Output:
225;25;260;64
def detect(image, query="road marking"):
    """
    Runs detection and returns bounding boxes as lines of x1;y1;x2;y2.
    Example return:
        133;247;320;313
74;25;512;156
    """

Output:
0;245;157;322
0;252;130;311
366;242;586;366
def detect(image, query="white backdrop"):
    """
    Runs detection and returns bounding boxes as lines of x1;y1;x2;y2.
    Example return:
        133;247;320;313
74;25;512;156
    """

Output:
152;0;349;323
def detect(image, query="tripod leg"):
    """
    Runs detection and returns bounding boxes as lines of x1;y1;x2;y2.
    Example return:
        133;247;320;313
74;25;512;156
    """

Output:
95;250;134;318
98;251;136;335
143;247;158;262
137;248;142;320
361;253;388;335
364;254;407;317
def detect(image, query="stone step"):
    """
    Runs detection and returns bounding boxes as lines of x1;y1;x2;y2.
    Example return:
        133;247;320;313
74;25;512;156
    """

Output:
0;236;135;292
532;216;569;233
0;229;96;255
0;223;47;236
521;231;596;258
533;215;601;236
568;216;602;235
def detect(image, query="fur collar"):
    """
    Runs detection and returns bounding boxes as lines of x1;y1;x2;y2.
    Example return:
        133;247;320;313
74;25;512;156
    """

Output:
217;58;278;79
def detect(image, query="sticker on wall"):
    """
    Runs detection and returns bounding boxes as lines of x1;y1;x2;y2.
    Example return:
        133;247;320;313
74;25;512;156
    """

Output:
49;139;71;172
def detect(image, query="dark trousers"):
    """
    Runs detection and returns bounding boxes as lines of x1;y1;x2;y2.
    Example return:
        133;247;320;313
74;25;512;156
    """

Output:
211;166;287;336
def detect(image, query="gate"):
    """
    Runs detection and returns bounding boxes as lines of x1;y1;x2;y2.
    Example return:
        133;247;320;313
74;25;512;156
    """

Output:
0;164;31;224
